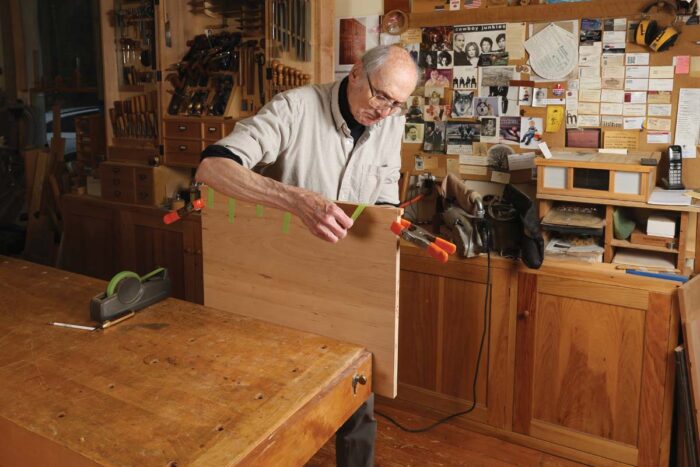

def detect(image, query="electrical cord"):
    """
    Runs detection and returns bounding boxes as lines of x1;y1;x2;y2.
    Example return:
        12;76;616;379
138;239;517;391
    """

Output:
376;224;492;433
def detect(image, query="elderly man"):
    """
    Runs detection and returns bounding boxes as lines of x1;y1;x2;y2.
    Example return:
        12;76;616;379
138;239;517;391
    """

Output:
195;45;418;467
196;45;417;243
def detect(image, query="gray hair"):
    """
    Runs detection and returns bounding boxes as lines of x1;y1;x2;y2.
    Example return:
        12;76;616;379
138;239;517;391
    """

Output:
361;45;419;84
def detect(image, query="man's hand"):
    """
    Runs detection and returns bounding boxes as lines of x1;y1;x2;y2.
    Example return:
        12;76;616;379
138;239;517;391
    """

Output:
293;189;354;243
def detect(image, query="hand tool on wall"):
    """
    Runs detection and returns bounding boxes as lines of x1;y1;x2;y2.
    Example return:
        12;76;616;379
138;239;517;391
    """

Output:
255;48;266;104
391;218;456;263
90;268;172;323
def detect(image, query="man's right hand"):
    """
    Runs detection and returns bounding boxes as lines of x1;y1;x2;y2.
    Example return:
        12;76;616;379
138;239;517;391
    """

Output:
293;189;354;243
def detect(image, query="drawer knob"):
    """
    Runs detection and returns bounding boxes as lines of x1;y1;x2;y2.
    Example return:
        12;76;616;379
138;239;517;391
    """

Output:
179;145;188;151
518;310;530;319
178;125;187;131
138;174;147;181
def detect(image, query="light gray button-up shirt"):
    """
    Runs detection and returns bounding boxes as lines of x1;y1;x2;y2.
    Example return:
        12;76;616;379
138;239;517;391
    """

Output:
215;79;404;205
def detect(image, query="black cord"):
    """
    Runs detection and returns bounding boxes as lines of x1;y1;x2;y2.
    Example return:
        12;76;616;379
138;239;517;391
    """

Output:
376;224;492;433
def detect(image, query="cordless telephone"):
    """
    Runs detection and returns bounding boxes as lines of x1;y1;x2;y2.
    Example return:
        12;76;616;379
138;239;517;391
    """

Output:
663;145;684;190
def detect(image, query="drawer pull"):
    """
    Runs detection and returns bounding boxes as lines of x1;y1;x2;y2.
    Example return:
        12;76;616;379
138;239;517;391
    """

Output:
207;126;217;133
518;310;530;319
138;174;148;181
178;125;188;132
179;145;188;151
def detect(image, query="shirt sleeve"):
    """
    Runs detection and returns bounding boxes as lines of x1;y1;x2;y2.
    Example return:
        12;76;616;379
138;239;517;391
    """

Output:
215;92;297;169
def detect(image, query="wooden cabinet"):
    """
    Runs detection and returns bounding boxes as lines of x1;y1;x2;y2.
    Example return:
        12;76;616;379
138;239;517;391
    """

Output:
397;244;679;466
514;270;677;466
61;195;203;303
398;245;515;430
62;197;118;281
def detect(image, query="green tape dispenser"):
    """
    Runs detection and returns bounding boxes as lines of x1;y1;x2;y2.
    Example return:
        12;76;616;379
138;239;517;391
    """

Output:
90;267;171;323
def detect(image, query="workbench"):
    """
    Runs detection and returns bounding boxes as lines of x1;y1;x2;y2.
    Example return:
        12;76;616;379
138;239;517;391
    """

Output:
0;256;371;466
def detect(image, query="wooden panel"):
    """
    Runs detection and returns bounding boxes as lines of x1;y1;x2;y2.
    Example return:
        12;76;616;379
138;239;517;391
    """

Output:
61;197;118;280
514;272;538;435
202;192;401;397
118;210;191;301
440;278;488;405
398;270;439;390
0;257;369;465
531;293;644;447
679;275;700;440
638;292;674;466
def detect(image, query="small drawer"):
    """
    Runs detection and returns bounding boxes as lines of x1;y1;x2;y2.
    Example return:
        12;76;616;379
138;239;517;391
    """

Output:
101;163;134;183
134;189;154;205
163;152;200;168
134;167;154;187
203;123;223;140
101;186;135;204
164;138;202;157
164;120;201;139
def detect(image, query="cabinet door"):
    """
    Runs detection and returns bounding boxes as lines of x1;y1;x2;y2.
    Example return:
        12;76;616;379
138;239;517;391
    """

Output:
62;198;119;280
398;253;513;428
514;272;674;466
118;209;202;303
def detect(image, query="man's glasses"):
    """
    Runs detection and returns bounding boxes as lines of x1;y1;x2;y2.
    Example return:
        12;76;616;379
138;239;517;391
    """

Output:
366;72;406;116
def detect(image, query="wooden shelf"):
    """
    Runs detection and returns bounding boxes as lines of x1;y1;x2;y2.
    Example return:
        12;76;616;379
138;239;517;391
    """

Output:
537;193;700;213
610;239;678;254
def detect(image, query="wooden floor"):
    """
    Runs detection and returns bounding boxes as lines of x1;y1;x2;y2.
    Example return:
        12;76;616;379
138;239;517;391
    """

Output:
307;401;586;467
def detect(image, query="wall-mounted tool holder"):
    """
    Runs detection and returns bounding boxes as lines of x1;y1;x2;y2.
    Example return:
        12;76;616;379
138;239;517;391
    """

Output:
108;90;159;146
110;0;157;90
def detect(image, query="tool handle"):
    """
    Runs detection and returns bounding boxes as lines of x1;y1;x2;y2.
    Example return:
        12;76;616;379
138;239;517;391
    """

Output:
433;237;457;255
390;220;405;236
427;243;449;263
163;198;205;224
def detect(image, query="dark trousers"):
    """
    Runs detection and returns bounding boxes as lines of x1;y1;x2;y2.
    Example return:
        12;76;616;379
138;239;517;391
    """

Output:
335;393;376;467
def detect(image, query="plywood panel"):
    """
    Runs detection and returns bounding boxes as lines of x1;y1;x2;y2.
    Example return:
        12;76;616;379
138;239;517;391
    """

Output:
201;190;401;397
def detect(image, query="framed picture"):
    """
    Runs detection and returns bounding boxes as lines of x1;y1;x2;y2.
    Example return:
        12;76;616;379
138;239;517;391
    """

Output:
565;128;602;149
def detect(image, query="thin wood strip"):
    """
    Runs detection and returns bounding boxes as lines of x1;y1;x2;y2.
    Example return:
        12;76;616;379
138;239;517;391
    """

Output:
638;292;673;466
538;275;649;310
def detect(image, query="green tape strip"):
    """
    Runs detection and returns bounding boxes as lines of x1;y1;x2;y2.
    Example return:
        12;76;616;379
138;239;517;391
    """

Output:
208;187;214;207
350;204;367;222
228;198;236;223
282;212;292;233
256;204;264;217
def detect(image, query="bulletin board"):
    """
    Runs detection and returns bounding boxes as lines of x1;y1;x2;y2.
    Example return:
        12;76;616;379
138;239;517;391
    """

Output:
399;0;700;188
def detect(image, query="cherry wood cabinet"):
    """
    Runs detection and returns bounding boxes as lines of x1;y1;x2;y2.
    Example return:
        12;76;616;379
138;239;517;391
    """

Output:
398;246;515;430
61;194;203;303
397;245;679;466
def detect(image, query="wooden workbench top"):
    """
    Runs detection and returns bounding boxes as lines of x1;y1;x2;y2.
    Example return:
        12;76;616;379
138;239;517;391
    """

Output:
0;257;371;466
